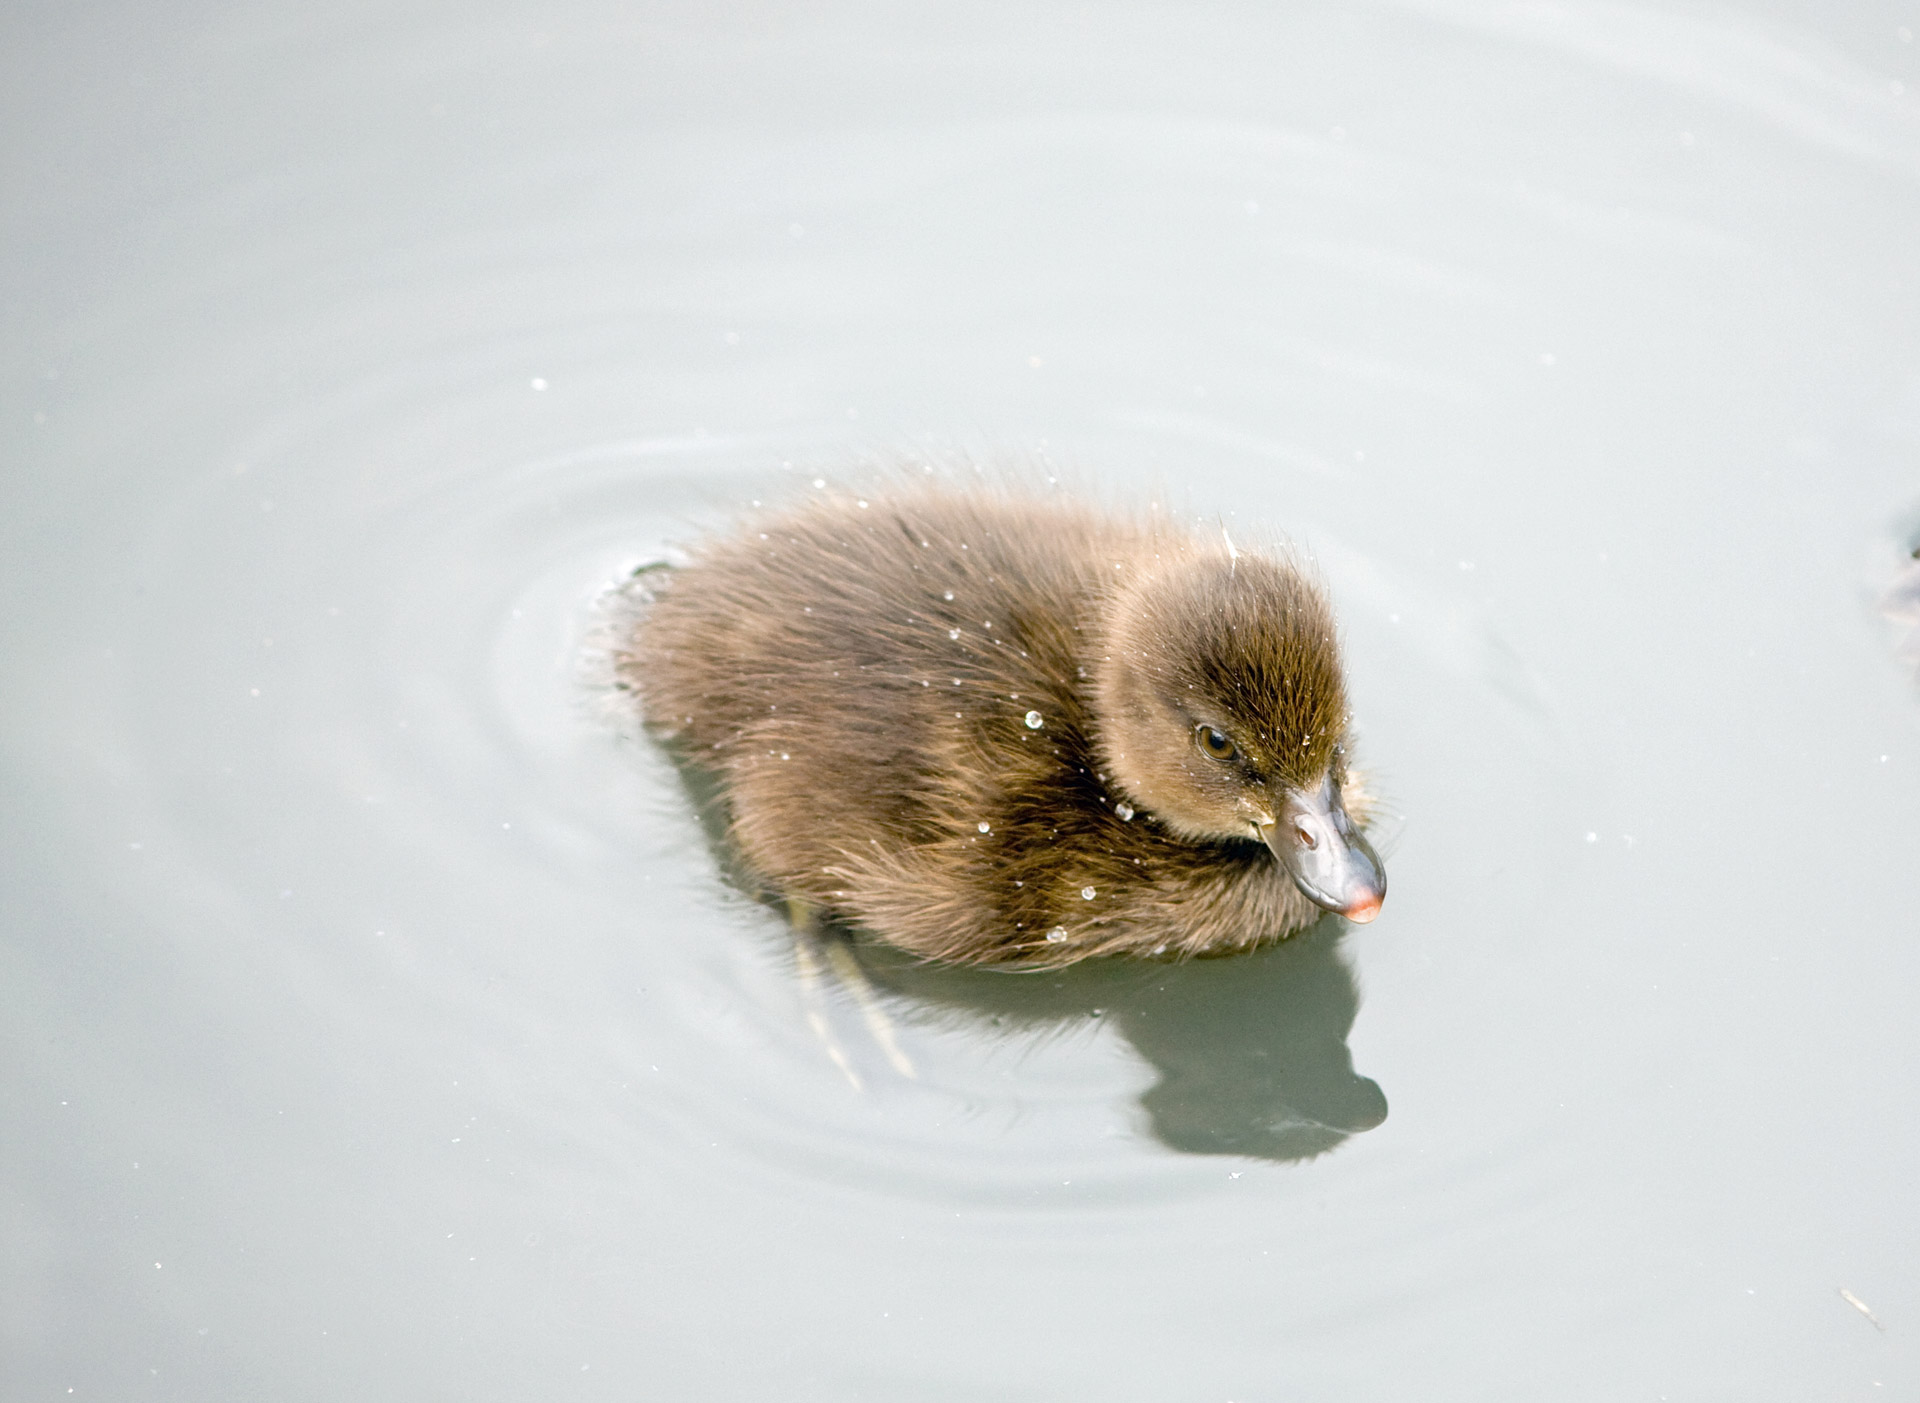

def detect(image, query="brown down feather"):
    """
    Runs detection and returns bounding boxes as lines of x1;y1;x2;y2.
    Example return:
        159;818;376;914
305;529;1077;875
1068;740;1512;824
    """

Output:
618;483;1373;968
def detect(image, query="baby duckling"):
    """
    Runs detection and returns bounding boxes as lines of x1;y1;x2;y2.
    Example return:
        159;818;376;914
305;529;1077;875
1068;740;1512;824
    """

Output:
625;486;1384;966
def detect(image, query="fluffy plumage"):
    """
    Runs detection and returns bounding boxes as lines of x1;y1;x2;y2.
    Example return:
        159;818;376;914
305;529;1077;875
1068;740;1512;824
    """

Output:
621;485;1383;967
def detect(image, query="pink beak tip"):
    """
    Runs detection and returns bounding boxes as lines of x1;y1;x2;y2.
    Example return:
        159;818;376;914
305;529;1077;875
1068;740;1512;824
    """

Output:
1343;896;1382;924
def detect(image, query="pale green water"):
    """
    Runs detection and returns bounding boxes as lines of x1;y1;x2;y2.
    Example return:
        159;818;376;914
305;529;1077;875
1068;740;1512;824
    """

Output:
4;2;1919;1398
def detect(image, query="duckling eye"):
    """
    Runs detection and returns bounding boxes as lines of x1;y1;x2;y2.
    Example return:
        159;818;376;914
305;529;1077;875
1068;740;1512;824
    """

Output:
1195;725;1237;761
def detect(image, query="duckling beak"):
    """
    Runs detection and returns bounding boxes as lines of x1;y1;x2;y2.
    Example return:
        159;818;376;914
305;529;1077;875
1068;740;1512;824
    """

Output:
1259;777;1386;924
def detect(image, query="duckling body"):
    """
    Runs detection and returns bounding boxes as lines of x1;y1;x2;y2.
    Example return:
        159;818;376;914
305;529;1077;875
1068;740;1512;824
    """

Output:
627;487;1383;966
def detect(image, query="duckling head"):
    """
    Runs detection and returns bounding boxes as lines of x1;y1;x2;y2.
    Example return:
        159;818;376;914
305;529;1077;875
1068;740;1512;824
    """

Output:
1092;550;1385;923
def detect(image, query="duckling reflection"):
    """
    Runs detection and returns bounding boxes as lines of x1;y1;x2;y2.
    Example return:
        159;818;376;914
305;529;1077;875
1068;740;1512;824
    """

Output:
620;484;1386;967
853;923;1386;1163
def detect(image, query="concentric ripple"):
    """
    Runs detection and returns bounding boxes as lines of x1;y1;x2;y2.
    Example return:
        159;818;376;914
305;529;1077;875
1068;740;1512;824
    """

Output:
76;359;1587;1207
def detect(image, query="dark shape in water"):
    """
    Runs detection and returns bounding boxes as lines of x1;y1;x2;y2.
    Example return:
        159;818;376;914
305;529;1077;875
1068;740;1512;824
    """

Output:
861;922;1387;1163
1884;537;1920;681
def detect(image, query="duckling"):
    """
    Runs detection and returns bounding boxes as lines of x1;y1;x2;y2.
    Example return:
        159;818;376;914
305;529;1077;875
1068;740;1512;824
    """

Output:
623;485;1384;966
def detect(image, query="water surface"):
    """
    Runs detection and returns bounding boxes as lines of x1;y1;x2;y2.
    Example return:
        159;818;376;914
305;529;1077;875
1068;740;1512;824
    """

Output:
4;1;1919;1398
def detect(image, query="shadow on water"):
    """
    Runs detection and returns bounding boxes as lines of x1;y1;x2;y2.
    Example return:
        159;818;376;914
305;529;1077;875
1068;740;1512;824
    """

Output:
857;925;1388;1163
618;606;1389;1164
